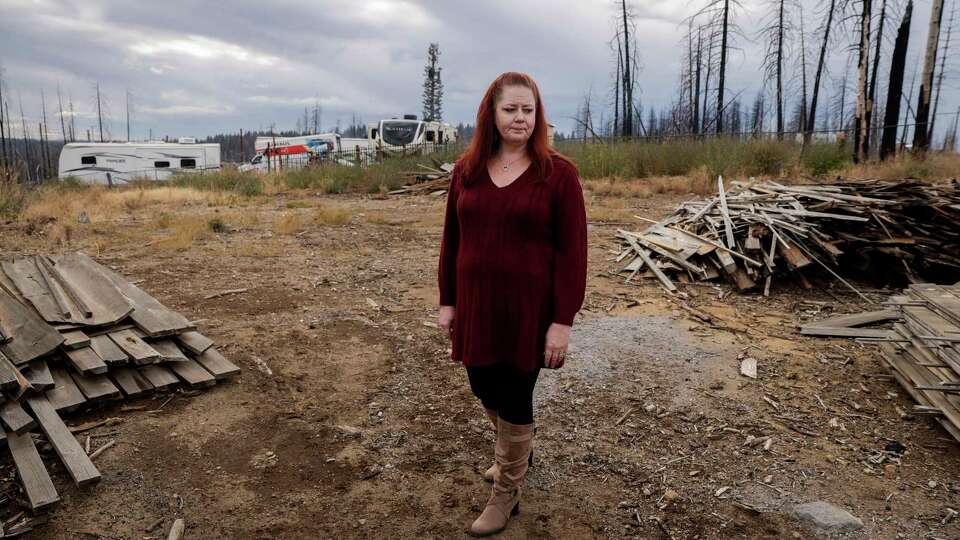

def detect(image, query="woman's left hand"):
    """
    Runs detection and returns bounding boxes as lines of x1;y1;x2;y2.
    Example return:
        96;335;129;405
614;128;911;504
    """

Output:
544;323;571;368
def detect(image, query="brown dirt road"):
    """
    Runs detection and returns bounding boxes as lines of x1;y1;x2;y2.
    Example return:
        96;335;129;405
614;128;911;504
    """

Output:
1;187;959;539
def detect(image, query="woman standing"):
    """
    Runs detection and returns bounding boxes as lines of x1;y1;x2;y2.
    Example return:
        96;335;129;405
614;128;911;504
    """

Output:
438;72;587;536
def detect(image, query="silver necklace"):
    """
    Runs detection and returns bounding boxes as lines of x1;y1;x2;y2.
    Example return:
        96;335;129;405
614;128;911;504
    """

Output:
500;154;526;171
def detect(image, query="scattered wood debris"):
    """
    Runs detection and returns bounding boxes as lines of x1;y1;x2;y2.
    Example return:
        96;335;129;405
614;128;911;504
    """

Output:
805;283;960;443
616;178;960;295
389;161;454;195
0;252;240;524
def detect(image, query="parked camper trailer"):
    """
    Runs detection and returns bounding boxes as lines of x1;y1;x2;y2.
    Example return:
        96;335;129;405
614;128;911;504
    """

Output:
58;142;220;185
367;116;457;149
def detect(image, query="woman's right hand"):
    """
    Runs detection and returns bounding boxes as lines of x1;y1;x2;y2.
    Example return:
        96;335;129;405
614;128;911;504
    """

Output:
438;305;455;338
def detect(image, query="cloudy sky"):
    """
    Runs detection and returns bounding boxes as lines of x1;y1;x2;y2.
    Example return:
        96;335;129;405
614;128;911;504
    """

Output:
0;0;956;142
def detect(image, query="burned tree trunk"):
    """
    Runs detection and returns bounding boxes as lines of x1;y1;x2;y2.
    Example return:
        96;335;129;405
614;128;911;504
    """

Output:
881;0;913;160
864;0;887;156
621;0;633;136
913;0;945;152
806;0;838;142
717;0;730;134
694;27;702;136
776;0;785;139
928;0;955;143
854;0;873;163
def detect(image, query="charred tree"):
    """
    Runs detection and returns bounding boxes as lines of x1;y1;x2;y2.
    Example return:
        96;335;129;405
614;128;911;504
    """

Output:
881;0;913;160
621;0;633;136
806;0;838;142
854;0;873;163
913;0;945;152
929;0;955;142
864;0;887;156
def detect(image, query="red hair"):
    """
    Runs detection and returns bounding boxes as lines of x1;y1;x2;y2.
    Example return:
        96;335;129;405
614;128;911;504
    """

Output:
459;72;576;184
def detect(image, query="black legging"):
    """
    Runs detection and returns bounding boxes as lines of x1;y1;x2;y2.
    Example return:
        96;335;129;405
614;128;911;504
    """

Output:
466;365;541;425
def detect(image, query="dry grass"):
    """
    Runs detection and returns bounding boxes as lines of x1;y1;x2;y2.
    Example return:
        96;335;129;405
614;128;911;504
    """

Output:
228;239;283;258
584;167;714;199
154;215;211;251
837;152;960;181
286;199;321;209
274;212;308;235
314;205;352;226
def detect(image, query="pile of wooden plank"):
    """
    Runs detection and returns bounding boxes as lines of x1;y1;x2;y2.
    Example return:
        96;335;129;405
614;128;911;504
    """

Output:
616;178;960;295
801;283;960;443
0;252;239;527
389;162;454;195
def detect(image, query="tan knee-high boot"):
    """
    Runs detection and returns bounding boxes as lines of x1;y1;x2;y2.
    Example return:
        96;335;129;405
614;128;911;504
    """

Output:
482;409;499;482
470;419;534;537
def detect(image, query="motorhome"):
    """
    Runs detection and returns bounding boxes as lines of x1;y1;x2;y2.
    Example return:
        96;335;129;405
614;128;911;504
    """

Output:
367;115;457;149
58;142;220;185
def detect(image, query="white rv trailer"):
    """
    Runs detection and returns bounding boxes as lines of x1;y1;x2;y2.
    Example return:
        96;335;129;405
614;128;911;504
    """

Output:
58;142;220;185
367;116;457;149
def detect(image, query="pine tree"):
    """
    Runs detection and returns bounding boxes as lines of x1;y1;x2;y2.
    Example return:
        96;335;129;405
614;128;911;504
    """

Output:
421;43;444;122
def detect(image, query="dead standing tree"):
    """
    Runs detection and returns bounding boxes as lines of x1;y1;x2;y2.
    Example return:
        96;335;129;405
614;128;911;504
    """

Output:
864;0;889;155
806;0;840;143
880;0;913;160
928;0;956;143
853;0;873;163
758;0;794;140
913;0;945;152
694;0;743;134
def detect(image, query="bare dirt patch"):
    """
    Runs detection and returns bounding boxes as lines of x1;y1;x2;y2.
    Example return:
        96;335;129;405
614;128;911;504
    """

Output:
0;186;958;539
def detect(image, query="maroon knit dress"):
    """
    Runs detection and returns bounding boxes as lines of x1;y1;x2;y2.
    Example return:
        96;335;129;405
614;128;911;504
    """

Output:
438;155;588;372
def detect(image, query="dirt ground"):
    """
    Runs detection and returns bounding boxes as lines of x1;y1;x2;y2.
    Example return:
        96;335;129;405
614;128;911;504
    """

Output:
1;184;959;539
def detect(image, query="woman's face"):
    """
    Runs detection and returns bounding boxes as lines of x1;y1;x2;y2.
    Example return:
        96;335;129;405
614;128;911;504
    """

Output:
494;85;536;146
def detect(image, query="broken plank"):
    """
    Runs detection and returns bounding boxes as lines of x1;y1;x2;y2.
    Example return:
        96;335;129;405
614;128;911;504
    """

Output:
108;329;162;365
717;176;736;249
24;394;101;487
0;352;19;391
47;252;134;326
138;365;180;391
618;230;676;292
0;400;37;434
70;371;121;401
6;430;60;510
168;359;216;388
45;367;87;413
151;340;188;362
89;335;129;366
96;264;194;337
22;360;54;391
176;331;214;355
109;367;155;398
0;288;64;365
64;347;108;375
195;348;240;380
61;330;91;350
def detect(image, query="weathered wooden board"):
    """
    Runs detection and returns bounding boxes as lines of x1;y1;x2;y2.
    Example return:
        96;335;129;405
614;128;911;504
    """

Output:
89;334;129;366
109;367;155;397
97;265;194;337
195;348;240;380
6;430;60;510
48;252;134;326
803;309;900;330
108;329;162;364
0;288;64;365
1;258;80;323
168;359;216;388
152;340;188;362
25;394;101;486
0;400;37;434
22;359;55;391
800;327;896;338
138;365;180;391
0;352;19;391
45;366;87;413
177;331;214;355
64;347;108;375
69;371;121;401
60;330;91;350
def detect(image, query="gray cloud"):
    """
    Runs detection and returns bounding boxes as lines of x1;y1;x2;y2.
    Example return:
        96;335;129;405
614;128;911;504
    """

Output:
0;0;955;144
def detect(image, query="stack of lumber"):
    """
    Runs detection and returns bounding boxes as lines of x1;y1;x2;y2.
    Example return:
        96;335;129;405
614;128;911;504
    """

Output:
389;162;454;195
801;283;960;443
616;178;960;295
0;252;239;522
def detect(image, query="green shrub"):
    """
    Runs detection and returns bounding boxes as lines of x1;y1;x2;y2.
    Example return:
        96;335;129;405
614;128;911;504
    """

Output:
802;142;850;176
